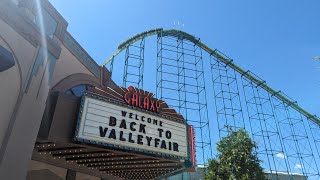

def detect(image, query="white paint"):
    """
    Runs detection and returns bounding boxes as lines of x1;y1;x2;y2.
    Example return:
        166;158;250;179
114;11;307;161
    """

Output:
76;96;188;157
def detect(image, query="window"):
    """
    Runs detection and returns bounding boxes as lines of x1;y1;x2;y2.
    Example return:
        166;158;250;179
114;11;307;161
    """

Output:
25;47;57;91
65;85;93;97
30;47;56;81
35;9;58;39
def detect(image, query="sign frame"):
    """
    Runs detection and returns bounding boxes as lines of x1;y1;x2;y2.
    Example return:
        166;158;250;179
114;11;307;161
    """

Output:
74;92;194;164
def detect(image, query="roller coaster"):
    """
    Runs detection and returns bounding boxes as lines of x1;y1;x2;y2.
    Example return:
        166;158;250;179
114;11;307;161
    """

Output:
102;28;320;179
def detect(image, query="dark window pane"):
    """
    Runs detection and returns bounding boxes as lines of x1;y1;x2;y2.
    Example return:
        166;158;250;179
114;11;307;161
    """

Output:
35;9;57;38
71;85;86;97
86;85;93;90
65;84;93;97
65;90;73;96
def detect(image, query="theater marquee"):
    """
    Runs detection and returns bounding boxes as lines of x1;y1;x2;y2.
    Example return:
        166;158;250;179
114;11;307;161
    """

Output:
74;86;191;159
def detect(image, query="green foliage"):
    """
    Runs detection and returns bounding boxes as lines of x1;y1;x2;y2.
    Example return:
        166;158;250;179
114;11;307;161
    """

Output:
206;129;266;180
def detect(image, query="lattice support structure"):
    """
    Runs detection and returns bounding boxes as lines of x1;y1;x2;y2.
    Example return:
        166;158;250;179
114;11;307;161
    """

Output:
307;116;320;170
123;38;145;88
271;93;320;178
105;29;320;179
109;56;114;80
241;74;291;177
210;52;245;138
156;32;212;166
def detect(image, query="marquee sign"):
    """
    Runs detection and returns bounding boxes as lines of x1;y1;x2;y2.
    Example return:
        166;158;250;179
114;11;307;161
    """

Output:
74;86;192;159
124;86;161;113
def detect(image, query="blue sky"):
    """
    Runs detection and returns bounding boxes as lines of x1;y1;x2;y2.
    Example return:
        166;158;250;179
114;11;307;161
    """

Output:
49;0;320;117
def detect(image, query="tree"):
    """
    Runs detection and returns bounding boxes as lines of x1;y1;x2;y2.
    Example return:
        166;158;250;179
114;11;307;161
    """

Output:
206;128;266;180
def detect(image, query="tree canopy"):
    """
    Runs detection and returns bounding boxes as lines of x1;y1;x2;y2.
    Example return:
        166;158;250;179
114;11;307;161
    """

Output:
206;128;266;180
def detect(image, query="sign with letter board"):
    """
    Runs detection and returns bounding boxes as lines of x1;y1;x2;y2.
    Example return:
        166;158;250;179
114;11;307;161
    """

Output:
75;88;189;159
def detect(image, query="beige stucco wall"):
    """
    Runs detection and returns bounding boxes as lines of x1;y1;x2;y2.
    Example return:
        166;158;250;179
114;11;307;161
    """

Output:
51;45;95;89
0;4;102;179
0;18;37;85
0;17;50;180
0;17;39;148
0;38;20;146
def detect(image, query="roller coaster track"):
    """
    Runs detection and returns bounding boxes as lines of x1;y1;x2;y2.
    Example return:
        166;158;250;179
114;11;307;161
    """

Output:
102;28;320;127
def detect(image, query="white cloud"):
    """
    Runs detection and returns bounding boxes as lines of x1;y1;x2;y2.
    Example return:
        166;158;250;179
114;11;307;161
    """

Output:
294;164;303;169
275;152;286;159
313;56;320;60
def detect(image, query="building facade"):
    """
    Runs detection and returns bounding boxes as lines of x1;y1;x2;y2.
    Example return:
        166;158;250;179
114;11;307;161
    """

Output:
0;0;118;179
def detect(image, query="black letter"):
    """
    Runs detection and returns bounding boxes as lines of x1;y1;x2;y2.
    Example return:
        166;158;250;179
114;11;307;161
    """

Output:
146;136;152;146
173;143;179;152
147;118;152;123
165;131;172;139
130;122;136;131
135;114;139;120
155;138;160;147
121;111;127;117
137;135;143;145
119;131;126;141
161;140;167;149
119;119;127;129
159;121;163;127
153;119;158;125
139;124;146;134
129;133;135;143
99;126;108;137
109;116;117;126
108;129;116;139
157;128;164;137
129;113;133;118
168;142;172;150
141;116;145;121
